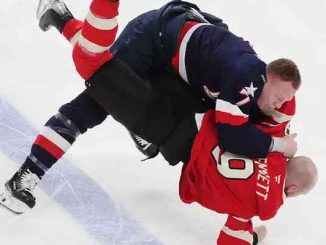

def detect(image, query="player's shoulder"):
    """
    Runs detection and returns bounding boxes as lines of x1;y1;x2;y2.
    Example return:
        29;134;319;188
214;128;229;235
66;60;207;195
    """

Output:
231;56;266;90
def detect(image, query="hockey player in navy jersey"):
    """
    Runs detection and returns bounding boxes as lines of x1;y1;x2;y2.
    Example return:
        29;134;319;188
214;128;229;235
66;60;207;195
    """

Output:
0;0;206;215
109;1;300;160
1;0;303;222
33;0;301;164
38;0;300;162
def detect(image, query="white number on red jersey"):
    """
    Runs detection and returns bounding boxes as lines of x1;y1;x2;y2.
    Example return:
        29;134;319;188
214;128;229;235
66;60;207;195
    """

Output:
212;145;255;179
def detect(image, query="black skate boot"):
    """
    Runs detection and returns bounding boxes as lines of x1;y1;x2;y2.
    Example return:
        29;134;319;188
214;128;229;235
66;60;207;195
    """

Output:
0;165;40;214
37;0;74;32
129;133;159;160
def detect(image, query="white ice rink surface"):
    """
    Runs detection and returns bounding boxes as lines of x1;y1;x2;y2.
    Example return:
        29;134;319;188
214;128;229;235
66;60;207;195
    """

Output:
0;0;326;244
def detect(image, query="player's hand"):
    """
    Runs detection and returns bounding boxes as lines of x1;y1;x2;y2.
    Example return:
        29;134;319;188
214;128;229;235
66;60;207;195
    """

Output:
254;225;267;244
283;133;297;158
271;133;297;157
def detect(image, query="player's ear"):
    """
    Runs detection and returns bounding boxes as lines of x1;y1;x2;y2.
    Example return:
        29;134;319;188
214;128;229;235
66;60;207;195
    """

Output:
285;185;298;197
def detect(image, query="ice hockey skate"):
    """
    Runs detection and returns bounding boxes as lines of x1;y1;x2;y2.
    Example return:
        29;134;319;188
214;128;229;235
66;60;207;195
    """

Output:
37;0;73;32
0;166;40;214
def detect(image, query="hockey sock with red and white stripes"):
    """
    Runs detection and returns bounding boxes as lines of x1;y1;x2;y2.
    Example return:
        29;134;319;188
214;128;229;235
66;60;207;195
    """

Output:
21;112;81;179
61;0;119;80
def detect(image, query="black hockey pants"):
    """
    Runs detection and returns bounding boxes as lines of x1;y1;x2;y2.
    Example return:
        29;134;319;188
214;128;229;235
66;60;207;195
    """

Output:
85;58;211;165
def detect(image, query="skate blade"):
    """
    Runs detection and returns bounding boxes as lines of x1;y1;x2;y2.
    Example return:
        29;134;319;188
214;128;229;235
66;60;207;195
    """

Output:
0;187;28;215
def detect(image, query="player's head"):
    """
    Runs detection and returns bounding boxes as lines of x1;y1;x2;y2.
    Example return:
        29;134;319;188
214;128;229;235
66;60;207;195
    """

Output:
285;156;318;198
257;58;301;115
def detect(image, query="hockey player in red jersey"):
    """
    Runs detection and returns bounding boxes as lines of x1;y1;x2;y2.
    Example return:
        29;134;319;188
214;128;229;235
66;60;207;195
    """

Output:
179;109;318;244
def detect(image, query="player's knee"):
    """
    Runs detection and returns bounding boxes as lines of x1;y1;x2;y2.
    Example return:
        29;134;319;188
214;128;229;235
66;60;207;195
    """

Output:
45;112;81;143
58;94;108;133
72;44;113;80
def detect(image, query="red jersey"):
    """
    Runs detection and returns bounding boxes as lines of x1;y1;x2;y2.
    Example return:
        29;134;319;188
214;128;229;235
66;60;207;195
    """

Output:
179;104;293;244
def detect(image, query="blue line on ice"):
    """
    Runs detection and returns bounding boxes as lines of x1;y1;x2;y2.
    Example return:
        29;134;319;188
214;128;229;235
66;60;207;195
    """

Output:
0;98;161;245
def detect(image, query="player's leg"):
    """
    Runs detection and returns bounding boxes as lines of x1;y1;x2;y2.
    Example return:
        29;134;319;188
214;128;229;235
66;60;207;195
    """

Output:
37;0;161;80
36;0;159;158
87;66;208;165
0;91;108;214
38;0;119;80
159;113;198;165
35;1;208;164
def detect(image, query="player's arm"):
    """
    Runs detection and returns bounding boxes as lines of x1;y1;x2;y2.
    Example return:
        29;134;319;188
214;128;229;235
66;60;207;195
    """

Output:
217;215;255;245
215;87;295;158
214;87;273;158
216;216;267;245
216;120;272;158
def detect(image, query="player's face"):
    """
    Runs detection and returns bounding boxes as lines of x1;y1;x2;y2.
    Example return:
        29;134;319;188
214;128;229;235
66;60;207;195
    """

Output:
257;75;297;115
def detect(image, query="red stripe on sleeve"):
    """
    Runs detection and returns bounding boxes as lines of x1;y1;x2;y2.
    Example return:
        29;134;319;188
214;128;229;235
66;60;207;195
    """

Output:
215;111;248;126
226;216;253;232
171;21;201;73
217;216;253;245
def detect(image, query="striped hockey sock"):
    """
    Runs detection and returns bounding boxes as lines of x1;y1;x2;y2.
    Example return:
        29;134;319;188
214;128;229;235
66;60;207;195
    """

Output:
63;0;119;80
21;112;81;179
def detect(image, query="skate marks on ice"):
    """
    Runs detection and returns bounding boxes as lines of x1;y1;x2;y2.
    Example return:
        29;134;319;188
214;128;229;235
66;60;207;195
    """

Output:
0;97;161;245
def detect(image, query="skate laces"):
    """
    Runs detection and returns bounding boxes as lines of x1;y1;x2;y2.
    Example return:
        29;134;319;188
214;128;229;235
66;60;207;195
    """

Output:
19;170;40;193
134;135;152;150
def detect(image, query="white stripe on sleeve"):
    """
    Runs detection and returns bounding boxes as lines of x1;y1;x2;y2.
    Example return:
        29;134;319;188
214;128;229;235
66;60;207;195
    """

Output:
222;226;253;244
178;23;211;83
215;99;248;118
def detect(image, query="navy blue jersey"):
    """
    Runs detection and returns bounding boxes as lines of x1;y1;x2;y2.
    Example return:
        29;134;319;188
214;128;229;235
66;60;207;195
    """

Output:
111;0;287;158
174;22;272;157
